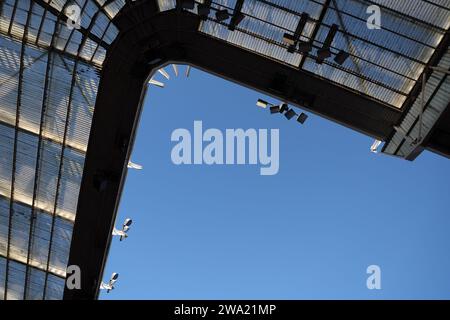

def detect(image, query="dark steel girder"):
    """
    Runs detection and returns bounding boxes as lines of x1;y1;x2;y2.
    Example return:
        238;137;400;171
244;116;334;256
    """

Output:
64;0;401;299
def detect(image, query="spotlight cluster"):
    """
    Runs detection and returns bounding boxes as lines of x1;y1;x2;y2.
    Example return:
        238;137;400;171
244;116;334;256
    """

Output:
257;99;308;125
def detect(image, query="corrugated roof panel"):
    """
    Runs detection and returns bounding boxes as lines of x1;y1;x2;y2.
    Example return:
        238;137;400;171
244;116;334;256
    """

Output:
5;261;26;300
370;0;450;29
384;48;450;156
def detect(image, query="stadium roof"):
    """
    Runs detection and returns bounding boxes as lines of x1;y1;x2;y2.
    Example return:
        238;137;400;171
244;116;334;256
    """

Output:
0;0;449;299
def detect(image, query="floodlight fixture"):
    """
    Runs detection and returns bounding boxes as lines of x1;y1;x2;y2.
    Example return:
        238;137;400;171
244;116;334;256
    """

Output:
370;140;382;153
127;161;143;170
216;9;230;22
100;273;119;293
270;105;281;114
158;68;170;80
317;47;332;62
279;103;289;114
282;33;296;46
334;50;349;65
297;113;308;124
172;64;179;77
284;13;309;53
229;0;245;31
284;108;297;120
112;218;133;241
198;1;211;20
124;218;133;228
149;78;164;88
298;42;313;53
229;12;245;30
317;24;338;64
256;99;270;108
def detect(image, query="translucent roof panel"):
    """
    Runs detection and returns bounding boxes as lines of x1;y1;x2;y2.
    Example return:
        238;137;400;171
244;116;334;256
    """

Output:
0;0;119;300
195;0;450;108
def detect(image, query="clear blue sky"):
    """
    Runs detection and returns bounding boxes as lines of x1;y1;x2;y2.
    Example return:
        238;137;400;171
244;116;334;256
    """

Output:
100;66;450;300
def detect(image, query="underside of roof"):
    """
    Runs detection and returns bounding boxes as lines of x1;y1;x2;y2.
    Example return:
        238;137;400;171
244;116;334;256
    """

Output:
0;0;449;300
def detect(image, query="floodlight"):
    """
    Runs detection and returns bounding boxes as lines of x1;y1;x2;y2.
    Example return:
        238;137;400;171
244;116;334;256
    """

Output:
157;68;170;80
256;99;269;108
334;50;349;65
172;64;179;77
124;218;133;228
185;65;191;77
112;218;133;241
317;47;332;61
297;112;308;124
127;161;143;170
100;273;119;293
317;24;338;63
229;0;245;31
298;42;312;53
279;103;288;113
285;13;309;53
149;78;164;88
282;33;296;46
370;140;382;153
229;12;245;30
111;273;119;282
284;108;297;120
270;106;280;114
216;9;230;22
198;3;211;19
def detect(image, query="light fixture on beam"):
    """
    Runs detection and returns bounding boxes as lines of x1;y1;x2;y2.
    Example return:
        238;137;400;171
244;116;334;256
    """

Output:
228;0;245;31
279;103;289;114
298;41;313;53
256;99;270;108
317;47;331;61
297;113;308;124
317;24;338;64
284;108;297;120
216;9;230;22
229;12;245;30
158;68;170;80
270;106;281;114
282;33;296;46
112;218;133;241
334;50;349;65
198;1;212;20
286;13;309;53
127;161;143;170
185;65;191;77
100;273;119;293
370;140;382;154
149;78;164;88
172;64;179;77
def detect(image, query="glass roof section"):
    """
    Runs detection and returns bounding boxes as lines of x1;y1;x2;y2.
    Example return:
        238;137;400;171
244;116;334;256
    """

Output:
0;0;121;300
157;0;450;108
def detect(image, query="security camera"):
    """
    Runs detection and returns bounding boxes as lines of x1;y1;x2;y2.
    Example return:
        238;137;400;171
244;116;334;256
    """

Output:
112;218;133;241
100;273;119;293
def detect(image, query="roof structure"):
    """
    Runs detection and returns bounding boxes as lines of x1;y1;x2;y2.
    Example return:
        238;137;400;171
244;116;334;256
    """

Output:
0;0;449;300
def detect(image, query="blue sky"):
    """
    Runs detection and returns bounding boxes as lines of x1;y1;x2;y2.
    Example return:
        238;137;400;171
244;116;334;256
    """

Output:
100;66;450;300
